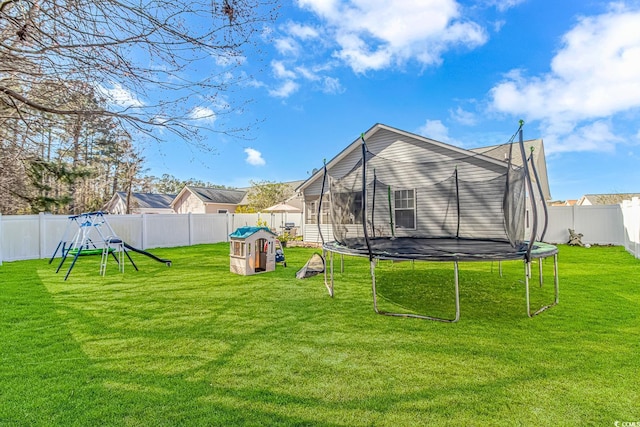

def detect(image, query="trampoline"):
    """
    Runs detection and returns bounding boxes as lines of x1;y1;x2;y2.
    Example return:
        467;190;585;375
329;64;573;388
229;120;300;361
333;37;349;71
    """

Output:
314;122;559;322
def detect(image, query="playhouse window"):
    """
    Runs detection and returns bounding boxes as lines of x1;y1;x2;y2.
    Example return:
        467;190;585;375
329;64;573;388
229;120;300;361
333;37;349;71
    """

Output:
232;241;244;256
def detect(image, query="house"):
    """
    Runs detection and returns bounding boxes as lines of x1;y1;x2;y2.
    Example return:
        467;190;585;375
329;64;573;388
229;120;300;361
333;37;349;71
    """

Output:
172;181;306;214
103;192;176;214
229;226;278;275
171;186;247;214
296;123;552;243
577;193;640;205
470;138;551;201
549;200;577;207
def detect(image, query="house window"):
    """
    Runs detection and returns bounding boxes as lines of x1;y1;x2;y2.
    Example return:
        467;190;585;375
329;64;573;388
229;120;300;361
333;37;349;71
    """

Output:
306;200;317;224
394;189;416;229
305;194;330;224
218;209;228;214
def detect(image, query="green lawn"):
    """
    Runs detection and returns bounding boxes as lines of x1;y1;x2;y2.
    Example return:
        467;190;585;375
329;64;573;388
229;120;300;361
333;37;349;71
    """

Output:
1;243;638;426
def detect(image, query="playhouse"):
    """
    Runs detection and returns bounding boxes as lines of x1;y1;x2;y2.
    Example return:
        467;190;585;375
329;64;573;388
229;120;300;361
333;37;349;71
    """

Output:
229;226;278;275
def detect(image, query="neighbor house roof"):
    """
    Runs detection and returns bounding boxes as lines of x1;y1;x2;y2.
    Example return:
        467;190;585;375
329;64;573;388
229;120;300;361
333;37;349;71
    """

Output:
577;193;640;205
103;192;176;213
115;192;176;209
171;186;247;208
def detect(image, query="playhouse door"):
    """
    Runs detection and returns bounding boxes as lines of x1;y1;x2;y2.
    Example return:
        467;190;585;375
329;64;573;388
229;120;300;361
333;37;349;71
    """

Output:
256;238;267;272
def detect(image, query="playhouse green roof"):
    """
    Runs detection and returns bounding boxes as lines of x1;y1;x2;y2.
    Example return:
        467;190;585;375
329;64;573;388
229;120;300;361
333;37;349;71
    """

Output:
229;226;276;239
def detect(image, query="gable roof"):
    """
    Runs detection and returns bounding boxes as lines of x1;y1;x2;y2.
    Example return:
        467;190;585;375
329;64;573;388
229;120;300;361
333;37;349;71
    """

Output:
229;226;277;239
103;192;176;213
297;123;533;193
470;139;551;200
171;186;247;207
115;192;176;209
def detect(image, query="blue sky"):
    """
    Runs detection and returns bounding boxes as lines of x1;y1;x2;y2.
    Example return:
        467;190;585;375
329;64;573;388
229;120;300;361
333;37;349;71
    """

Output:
141;0;640;201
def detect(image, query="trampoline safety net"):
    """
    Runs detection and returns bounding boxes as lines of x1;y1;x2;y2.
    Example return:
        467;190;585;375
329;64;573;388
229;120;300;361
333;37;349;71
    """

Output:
326;133;529;256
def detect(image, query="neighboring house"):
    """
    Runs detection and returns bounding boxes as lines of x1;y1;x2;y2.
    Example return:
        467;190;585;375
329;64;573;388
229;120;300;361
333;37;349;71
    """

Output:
171;186;247;214
549;199;577;207
577;193;640;205
103;192;176;214
296;123;552;243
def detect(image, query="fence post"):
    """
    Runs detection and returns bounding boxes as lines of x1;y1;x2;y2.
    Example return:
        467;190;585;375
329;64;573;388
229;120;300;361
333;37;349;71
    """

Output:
39;212;46;259
188;212;193;246
142;214;148;250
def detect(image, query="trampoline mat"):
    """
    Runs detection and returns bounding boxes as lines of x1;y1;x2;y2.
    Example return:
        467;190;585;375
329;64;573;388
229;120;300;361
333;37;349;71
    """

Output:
323;237;558;262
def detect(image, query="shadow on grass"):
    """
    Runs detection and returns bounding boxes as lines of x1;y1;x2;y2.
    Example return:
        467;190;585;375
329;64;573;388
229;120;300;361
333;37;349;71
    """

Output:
2;244;638;425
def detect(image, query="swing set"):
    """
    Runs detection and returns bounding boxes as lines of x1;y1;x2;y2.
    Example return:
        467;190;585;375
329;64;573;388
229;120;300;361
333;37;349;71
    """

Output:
50;211;171;280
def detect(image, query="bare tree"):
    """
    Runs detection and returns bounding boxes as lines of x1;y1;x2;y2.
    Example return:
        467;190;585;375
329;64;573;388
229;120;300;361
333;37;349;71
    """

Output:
1;0;278;141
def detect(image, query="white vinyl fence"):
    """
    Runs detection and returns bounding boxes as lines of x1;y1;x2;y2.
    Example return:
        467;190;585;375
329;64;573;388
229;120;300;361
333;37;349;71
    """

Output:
0;212;303;265
1;201;639;264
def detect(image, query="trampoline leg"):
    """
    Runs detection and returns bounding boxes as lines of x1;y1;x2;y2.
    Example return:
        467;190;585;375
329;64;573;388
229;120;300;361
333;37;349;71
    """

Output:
371;259;460;323
525;262;531;316
499;261;502;278
526;255;559;317
340;254;344;274
539;259;543;287
323;249;334;297
553;254;560;305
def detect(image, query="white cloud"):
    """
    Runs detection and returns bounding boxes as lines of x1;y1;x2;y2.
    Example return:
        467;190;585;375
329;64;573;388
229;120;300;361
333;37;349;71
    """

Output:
417;119;456;144
100;83;144;108
189;106;216;123
215;54;246;67
489;5;640;152
450;106;477;126
244;148;266;166
271;61;297;79
268;80;300;98
295;66;319;81
484;0;526;12
274;37;299;56
546;121;622;154
287;22;320;39
296;0;487;73
321;76;344;94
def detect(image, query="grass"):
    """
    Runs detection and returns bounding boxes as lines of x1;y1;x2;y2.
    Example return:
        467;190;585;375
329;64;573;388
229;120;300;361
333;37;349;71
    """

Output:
1;243;639;426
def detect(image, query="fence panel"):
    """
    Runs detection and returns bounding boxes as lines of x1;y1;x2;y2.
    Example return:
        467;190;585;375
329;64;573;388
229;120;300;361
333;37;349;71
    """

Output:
144;214;190;249
191;214;229;245
574;205;624;245
621;197;640;258
546;207;574;244
2;204;639;263
1;215;40;262
107;215;144;248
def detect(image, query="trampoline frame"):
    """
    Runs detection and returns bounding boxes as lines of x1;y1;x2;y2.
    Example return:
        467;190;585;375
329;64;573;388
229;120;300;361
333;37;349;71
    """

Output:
316;123;559;322
323;243;558;322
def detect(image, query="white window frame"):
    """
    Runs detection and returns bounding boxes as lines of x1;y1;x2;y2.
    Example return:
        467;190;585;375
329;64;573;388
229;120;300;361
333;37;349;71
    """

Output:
394;188;416;230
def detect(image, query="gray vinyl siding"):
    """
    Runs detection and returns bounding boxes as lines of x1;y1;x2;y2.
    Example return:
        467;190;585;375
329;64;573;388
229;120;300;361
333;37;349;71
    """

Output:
302;124;519;243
